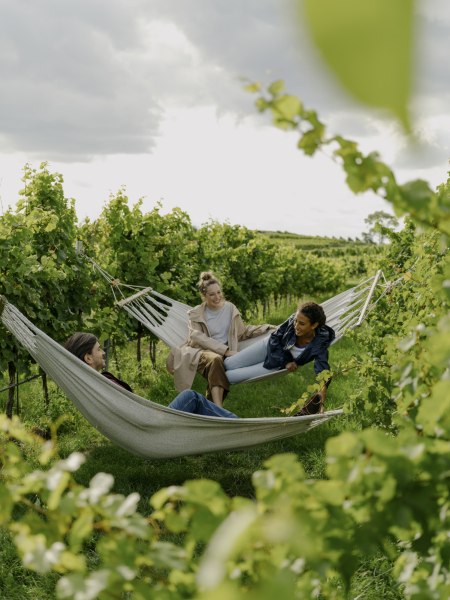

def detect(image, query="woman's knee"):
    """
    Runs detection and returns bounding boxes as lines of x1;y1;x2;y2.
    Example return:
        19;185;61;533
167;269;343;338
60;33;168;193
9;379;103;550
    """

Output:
223;355;232;370
170;389;197;411
225;370;241;384
210;354;224;366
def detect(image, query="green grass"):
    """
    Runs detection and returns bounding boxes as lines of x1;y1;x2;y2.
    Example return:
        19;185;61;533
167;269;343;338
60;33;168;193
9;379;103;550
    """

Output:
349;554;405;599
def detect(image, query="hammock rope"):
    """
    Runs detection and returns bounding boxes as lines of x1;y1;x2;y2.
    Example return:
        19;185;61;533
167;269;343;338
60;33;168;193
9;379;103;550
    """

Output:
0;296;343;458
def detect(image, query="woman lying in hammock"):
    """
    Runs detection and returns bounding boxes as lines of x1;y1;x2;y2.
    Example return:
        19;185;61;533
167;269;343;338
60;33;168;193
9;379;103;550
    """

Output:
224;301;335;414
166;271;275;407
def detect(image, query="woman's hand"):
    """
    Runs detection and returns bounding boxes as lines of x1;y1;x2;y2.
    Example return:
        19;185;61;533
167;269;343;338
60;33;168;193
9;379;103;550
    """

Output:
225;350;237;357
285;361;298;372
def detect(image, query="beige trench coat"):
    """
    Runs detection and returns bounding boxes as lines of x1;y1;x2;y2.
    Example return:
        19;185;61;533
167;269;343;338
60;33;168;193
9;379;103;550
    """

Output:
166;301;275;391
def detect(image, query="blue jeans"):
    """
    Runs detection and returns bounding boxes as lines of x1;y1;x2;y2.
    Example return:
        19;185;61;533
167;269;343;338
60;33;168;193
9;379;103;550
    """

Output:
224;337;278;383
169;390;238;418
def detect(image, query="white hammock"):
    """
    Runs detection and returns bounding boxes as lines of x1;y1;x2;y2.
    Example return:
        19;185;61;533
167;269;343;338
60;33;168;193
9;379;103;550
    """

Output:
0;297;343;459
112;270;387;383
116;272;384;345
76;241;387;355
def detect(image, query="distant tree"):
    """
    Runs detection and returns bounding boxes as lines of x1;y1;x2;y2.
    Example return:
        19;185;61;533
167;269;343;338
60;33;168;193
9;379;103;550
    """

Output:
361;232;375;244
364;210;399;243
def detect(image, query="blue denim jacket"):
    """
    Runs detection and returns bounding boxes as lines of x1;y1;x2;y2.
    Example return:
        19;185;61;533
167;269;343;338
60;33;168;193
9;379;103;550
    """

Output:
263;314;335;375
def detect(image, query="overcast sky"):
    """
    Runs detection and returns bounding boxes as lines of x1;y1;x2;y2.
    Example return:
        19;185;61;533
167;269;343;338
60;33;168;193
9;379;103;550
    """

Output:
0;0;448;237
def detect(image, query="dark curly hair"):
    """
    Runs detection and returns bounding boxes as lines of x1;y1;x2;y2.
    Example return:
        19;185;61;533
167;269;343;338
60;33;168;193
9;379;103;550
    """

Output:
297;302;326;327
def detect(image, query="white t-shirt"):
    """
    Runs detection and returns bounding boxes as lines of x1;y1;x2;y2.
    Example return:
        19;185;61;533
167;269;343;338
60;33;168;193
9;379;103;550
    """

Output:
205;302;232;344
290;345;306;360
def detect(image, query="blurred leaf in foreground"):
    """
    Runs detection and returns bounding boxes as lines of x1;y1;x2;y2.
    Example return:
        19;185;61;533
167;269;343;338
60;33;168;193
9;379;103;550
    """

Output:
300;0;414;131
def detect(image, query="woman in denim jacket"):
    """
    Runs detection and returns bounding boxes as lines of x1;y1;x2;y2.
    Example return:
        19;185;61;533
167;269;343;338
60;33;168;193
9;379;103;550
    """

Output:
224;301;335;412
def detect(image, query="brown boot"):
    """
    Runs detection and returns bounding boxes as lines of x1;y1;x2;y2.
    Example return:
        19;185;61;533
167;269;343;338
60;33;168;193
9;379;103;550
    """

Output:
293;394;323;416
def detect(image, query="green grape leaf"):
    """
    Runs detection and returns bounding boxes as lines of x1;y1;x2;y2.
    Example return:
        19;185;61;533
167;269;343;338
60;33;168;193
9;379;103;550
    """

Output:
301;0;414;130
0;485;14;525
268;79;285;96
69;509;94;551
272;95;302;122
243;81;261;93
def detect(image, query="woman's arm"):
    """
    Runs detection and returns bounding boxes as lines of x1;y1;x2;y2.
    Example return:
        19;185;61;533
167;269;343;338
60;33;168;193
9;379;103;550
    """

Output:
313;347;332;400
188;321;228;355
238;322;276;340
285;361;298;372
262;317;294;370
235;316;276;342
313;347;331;375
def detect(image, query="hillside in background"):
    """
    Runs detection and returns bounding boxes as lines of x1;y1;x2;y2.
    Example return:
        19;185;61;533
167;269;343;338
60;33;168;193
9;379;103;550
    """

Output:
257;230;379;256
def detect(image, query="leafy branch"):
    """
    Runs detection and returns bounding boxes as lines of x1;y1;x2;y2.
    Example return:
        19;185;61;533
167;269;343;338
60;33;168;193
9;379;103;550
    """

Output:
246;81;450;236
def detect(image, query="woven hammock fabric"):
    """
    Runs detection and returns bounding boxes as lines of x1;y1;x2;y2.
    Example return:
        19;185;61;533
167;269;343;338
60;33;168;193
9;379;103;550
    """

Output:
116;271;384;383
0;298;342;458
118;273;383;350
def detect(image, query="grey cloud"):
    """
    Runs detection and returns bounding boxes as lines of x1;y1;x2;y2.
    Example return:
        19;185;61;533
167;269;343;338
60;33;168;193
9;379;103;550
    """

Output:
141;0;450;154
415;16;450;97
0;0;162;159
393;136;449;170
142;0;351;110
327;112;381;139
0;0;448;163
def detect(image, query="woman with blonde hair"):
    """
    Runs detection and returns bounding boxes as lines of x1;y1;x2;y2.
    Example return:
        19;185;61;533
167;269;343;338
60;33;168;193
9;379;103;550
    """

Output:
167;271;274;407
